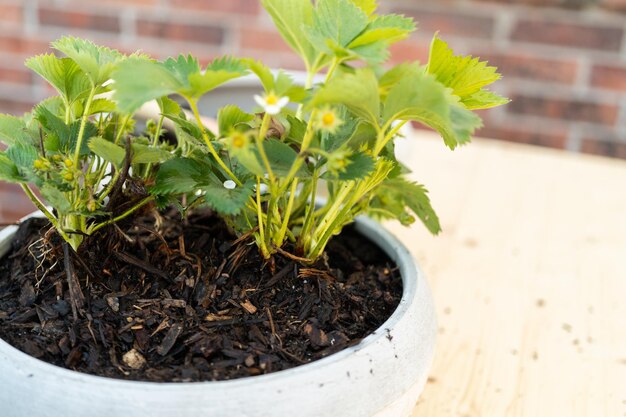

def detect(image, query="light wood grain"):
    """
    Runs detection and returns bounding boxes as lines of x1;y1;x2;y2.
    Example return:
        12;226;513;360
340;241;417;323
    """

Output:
388;132;626;417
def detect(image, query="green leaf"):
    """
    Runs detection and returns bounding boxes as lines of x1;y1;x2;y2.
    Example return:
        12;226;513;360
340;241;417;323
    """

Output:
262;139;308;177
218;105;254;136
383;70;482;149
131;143;172;165
462;89;510;110
0;152;23;182
34;101;70;145
88;136;125;168
25;54;91;105
68;121;98;156
284;115;307;145
202;181;254;216
40;184;71;214
163;54;201;82
322;151;375;180
231;146;265;177
85;98;117;115
371;177;441;233
152;157;208;195
311;69;380;128
113;57;183;114
52;36;124;85
185;56;248;99
166;113;207;141
0;115;33;147
309;0;369;49
6;143;38;172
261;0;318;70
246;60;275;92
157;96;182;117
273;72;307;102
349;14;415;49
427;35;504;102
351;0;378;16
396;178;441;234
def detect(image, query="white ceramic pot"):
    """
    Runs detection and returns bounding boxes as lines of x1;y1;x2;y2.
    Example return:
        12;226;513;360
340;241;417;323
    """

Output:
0;214;436;417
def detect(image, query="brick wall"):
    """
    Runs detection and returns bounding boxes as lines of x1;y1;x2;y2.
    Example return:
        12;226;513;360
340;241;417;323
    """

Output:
0;0;625;220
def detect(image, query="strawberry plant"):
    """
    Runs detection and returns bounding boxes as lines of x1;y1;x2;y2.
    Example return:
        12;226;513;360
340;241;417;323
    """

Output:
111;0;509;262
0;37;172;251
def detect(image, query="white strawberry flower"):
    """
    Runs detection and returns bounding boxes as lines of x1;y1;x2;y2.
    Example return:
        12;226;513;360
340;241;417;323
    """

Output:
223;180;237;190
254;91;289;115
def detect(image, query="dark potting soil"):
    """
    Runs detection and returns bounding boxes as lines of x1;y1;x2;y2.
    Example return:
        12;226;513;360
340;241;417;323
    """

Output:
0;209;402;382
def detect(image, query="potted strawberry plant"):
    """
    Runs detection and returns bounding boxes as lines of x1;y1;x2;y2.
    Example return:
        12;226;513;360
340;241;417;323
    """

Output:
0;0;507;416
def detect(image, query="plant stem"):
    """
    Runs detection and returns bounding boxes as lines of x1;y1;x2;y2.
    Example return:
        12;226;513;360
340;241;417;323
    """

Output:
20;184;74;247
374;120;408;156
144;114;165;178
188;98;242;186
255;177;270;258
297;170;319;251
73;86;97;166
89;196;153;234
256;113;275;183
274;178;298;247
114;114;131;145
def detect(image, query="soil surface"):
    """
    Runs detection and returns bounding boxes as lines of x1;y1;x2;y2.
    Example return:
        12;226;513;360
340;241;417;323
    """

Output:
0;209;402;382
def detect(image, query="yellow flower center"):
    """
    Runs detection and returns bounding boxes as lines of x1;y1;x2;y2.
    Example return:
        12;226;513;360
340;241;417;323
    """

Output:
231;133;246;148
321;112;335;126
265;94;279;105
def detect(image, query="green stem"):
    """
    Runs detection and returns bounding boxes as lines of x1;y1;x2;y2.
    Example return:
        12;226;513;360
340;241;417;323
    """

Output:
274;178;298;247
73;86;97;166
188;98;242;186
20;184;74;247
144;114;165;178
97;170;120;204
297;170;319;251
374;120;407;156
255;177;270;258
308;181;355;255
277;57;342;197
89;196;153;234
114;114;131;145
256;113;275;183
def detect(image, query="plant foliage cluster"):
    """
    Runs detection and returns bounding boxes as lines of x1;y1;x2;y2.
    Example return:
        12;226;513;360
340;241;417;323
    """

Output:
0;0;508;260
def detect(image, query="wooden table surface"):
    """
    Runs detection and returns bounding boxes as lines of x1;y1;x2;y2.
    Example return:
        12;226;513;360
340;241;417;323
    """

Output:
388;131;626;417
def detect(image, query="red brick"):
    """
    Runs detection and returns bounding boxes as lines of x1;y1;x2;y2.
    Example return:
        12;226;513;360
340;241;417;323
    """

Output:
0;188;34;222
581;139;626;159
511;19;623;51
39;7;120;33
392;7;494;39
389;42;430;65
0;98;36;115
477;124;568;149
591;65;626;92
137;19;224;44
0;66;33;85
66;0;159;5
600;0;626;11
475;52;578;84
0;4;22;23
474;0;579;7
507;95;619;125
169;0;260;14
240;28;293;53
0;35;50;55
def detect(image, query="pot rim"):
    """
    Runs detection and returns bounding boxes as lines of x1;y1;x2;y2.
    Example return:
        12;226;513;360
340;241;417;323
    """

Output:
0;211;418;388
